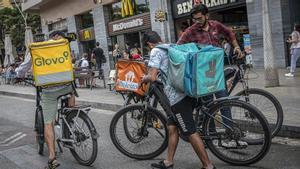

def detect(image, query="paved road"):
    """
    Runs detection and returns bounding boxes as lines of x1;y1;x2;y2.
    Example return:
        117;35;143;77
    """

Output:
0;95;300;169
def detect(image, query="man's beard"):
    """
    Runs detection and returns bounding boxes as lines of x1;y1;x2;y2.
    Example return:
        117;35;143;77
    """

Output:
197;18;207;28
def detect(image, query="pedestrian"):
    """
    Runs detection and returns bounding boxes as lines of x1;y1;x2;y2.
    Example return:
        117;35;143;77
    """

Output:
123;49;131;59
112;43;121;65
285;23;300;77
78;53;89;87
222;38;233;64
5;63;17;84
92;42;105;76
142;30;216;169
130;43;142;60
177;4;246;148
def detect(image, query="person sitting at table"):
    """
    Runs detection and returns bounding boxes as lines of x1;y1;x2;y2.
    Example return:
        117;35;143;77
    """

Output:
78;53;89;87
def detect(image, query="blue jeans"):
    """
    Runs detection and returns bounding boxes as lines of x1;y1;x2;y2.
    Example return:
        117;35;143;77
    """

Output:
290;48;300;73
215;90;233;127
204;90;233;129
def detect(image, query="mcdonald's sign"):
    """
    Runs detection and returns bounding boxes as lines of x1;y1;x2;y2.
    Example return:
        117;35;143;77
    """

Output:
78;28;95;41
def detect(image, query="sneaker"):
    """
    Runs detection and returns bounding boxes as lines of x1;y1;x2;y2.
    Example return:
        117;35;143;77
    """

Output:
221;140;248;148
45;158;60;169
151;160;174;169
285;73;295;77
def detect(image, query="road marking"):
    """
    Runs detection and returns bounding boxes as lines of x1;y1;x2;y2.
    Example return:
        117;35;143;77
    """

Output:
91;108;115;115
0;133;27;146
0;95;35;102
0;132;22;144
273;137;300;146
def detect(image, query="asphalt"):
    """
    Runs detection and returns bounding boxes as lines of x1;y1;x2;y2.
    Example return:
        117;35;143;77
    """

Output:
0;68;300;138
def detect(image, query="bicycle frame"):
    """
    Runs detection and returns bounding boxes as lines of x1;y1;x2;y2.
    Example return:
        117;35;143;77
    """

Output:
226;63;250;95
144;81;237;139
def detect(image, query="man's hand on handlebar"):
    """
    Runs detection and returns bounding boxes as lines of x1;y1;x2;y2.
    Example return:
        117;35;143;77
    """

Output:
233;47;245;59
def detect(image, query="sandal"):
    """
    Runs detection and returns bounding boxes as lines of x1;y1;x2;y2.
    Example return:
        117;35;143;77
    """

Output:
45;158;60;169
151;160;174;169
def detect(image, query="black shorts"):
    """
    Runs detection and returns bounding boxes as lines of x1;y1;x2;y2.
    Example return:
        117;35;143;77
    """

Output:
167;96;197;136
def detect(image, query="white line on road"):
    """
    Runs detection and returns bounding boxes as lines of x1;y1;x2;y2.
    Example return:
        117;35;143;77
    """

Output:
0;95;34;102
0;132;22;144
91;108;115;115
0;133;27;147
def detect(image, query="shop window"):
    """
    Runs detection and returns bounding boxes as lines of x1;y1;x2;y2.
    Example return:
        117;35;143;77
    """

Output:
78;11;94;29
48;19;67;32
111;0;150;21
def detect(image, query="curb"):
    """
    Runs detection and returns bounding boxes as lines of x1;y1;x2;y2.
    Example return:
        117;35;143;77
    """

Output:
1;90;300;139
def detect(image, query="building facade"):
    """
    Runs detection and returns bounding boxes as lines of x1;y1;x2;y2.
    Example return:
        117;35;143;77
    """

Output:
23;0;300;71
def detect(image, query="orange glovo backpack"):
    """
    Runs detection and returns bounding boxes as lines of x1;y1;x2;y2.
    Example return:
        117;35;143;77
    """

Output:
115;59;148;96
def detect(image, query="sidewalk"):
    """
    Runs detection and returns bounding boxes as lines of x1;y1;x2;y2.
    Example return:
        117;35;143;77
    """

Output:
0;68;300;138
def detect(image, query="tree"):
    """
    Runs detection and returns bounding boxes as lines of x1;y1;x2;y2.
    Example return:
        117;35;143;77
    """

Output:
0;7;41;51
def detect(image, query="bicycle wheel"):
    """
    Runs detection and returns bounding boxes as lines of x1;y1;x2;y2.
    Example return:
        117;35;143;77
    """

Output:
64;110;98;166
35;106;44;155
123;93;144;143
236;88;283;138
110;104;168;160
203;99;271;165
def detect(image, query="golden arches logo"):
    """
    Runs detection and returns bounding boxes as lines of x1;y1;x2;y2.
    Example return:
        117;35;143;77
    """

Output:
83;30;91;40
121;0;137;17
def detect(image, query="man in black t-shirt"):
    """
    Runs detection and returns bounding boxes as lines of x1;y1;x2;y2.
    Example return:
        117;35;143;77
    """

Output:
92;42;105;76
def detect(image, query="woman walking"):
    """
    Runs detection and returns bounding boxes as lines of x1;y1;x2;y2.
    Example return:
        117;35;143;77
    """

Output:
286;24;300;77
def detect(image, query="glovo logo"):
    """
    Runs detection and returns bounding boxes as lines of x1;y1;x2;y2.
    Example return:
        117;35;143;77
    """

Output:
34;51;69;67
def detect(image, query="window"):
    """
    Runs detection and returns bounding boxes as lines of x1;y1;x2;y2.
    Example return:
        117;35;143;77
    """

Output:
78;11;94;29
48;19;67;32
111;0;150;21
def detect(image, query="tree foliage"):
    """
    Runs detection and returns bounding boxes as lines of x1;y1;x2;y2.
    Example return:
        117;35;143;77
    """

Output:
0;7;41;51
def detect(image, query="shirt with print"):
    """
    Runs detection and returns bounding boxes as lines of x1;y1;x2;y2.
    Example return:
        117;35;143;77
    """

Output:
177;20;236;46
148;44;186;106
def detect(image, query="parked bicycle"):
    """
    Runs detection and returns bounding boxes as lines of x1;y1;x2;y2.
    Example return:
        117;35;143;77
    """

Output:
225;56;283;138
20;78;99;166
110;81;271;165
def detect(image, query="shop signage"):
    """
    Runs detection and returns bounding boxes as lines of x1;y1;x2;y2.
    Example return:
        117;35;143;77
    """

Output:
243;34;253;65
67;33;77;41
93;0;102;4
78;28;95;41
112;18;144;32
155;9;167;22
108;13;151;36
173;0;241;19
203;0;237;8
243;34;251;54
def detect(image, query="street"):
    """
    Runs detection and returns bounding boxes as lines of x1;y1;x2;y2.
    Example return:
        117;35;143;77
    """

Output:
0;95;300;169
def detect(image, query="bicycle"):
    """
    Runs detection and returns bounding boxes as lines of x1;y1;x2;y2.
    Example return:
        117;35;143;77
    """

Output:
225;56;283;138
110;81;271;165
20;78;99;166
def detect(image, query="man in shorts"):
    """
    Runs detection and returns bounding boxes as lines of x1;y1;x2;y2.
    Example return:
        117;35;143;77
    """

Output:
142;30;216;169
16;30;75;169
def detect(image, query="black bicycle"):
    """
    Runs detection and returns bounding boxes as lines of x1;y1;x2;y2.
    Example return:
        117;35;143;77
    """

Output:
21;78;99;166
110;81;271;165
225;57;283;138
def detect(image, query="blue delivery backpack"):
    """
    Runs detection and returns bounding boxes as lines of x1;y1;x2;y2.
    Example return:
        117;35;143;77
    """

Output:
184;45;225;97
156;43;225;97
